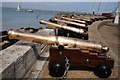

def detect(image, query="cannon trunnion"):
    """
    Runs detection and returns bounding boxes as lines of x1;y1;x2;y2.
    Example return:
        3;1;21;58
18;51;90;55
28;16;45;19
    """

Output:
49;46;114;78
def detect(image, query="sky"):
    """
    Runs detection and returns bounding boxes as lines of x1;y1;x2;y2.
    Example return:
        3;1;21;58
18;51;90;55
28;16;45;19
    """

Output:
2;2;118;14
1;0;120;2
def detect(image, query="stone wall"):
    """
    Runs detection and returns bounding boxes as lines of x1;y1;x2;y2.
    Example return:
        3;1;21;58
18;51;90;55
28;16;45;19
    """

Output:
0;29;55;79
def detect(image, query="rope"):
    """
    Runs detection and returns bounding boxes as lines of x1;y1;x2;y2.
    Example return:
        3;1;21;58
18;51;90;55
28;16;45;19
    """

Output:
97;1;102;14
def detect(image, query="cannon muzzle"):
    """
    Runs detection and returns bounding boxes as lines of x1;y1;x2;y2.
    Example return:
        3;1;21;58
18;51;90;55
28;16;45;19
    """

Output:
40;20;87;35
8;30;109;54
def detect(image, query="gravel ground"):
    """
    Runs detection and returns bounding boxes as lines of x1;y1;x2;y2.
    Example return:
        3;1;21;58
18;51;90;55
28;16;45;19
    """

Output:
38;20;119;79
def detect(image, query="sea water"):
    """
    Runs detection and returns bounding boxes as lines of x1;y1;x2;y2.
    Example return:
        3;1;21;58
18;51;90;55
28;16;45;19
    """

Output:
2;7;58;31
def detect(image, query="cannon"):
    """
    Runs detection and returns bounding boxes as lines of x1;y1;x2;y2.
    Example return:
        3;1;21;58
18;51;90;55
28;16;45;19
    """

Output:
40;20;88;40
61;16;86;24
52;18;88;32
8;30;108;54
80;18;93;25
53;18;87;27
62;16;93;25
8;30;114;78
40;20;87;35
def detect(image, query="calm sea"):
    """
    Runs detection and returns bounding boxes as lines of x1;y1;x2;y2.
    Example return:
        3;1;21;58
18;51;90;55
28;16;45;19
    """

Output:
2;7;58;31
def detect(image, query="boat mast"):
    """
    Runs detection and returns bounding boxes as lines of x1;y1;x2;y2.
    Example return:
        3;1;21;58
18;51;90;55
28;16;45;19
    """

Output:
114;1;120;25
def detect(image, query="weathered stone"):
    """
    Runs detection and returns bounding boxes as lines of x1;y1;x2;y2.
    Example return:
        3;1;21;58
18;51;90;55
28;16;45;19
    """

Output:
25;48;36;72
2;63;15;78
0;28;55;79
1;44;31;78
14;56;26;78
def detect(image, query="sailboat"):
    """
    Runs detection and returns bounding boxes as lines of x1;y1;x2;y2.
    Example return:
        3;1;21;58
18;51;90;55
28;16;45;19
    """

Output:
27;9;33;12
16;4;21;12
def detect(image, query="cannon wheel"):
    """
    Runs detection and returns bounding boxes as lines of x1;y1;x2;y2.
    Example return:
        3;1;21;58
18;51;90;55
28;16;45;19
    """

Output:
49;61;65;77
94;65;112;78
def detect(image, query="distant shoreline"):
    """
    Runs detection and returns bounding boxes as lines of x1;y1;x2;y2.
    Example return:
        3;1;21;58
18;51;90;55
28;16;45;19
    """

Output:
2;7;61;13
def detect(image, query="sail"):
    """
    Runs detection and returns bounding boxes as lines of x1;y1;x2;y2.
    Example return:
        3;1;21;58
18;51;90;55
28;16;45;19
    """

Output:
16;4;21;11
17;4;21;10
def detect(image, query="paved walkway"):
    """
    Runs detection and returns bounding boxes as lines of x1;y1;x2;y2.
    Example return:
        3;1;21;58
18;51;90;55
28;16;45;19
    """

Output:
89;20;118;65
